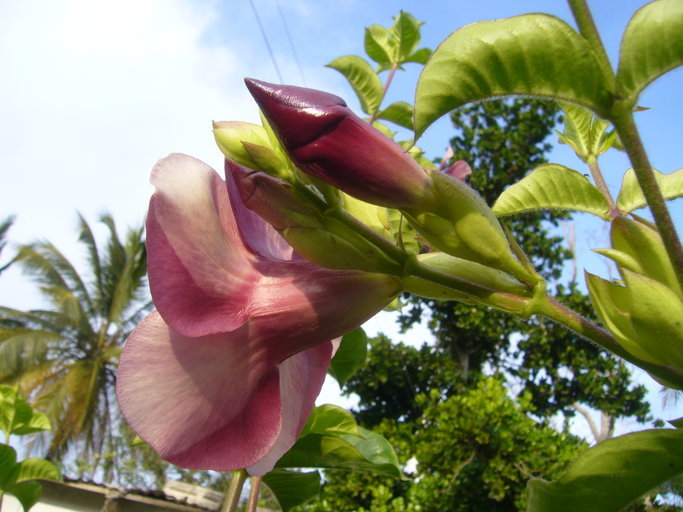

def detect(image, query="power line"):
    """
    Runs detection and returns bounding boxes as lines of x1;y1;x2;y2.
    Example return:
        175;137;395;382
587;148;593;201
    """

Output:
276;0;306;86
248;0;284;84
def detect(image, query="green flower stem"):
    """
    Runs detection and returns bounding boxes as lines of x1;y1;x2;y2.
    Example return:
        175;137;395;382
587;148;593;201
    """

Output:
586;156;619;218
222;470;247;512
534;293;683;389
611;110;683;289
246;476;263;512
567;0;614;77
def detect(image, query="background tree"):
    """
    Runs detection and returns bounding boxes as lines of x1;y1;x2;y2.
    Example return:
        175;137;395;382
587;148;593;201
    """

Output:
0;216;16;275
0;213;149;475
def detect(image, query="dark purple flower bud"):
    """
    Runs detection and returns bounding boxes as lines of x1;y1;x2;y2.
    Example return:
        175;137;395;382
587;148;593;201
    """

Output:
245;78;438;210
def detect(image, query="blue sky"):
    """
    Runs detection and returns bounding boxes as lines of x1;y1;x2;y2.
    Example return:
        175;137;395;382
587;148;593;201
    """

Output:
0;0;681;434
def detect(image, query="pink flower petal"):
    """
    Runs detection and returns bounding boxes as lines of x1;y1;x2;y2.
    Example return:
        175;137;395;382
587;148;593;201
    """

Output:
117;311;283;470
246;343;332;476
147;154;256;336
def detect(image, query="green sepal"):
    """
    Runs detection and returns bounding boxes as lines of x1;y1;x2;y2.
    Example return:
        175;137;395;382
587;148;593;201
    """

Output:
586;270;683;368
407;172;533;283
616;0;683;103
386;209;420;255
402;252;529;306
414;14;614;140
492;164;610;220
213;121;272;168
326;56;383;116
610;216;681;295
527;428;683;512
340;193;393;241
616;168;683;213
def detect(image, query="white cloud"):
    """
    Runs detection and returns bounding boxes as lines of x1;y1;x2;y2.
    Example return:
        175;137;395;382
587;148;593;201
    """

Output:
0;0;261;307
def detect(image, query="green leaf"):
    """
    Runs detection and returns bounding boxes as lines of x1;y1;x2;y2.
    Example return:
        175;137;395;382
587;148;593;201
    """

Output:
617;0;683;101
414;14;613;140
0;444;18;488
492;164;610;219
329;328;368;387
300;405;360;438
670;417;683;428
376;101;414;130
6;481;42;512
364;25;393;69
527;429;683;512
556;103;615;161
390;11;422;61
616;168;683;213
262;470;321;512
326;56;383;115
0;386;51;437
404;47;431;65
11;458;60;483
277;406;401;478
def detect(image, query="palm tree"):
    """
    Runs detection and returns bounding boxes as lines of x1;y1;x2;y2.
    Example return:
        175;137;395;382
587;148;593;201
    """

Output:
0;216;16;274
0;213;149;468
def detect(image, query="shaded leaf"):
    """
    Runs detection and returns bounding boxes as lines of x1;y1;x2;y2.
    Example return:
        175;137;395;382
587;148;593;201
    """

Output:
492;164;610;219
326;56;383;115
617;0;683;101
5;481;42;512
262;470;321;512
527;429;683;512
329;328;368;387
0;444;18;488
277;406;401;478
414;14;613;139
616;168;683;213
376;101;414;130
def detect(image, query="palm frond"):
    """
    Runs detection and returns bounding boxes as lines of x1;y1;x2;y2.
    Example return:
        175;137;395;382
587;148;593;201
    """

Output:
0;215;17;273
0;328;61;380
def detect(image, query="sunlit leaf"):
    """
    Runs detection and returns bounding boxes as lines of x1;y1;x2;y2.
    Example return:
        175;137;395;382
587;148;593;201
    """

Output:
527;429;683;512
329;328;368;387
262;470;321;512
414;14;613;139
556;103;615;161
299;405;360;438
492;164;610;219
390;11;422;61
376;101;414;130
616;168;683;213
364;25;393;69
11;458;60;483
617;0;683;101
404;47;431;65
326;56;383;115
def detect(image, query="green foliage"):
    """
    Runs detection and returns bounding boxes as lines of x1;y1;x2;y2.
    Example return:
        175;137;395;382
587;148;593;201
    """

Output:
414;15;613;139
616;168;683;213
555;103;619;162
329;328;369;387
0;385;60;512
616;0;683;103
328;11;430;125
326;56;383;116
277;405;401;478
492;163;610;220
0;214;150;479
527;429;683;512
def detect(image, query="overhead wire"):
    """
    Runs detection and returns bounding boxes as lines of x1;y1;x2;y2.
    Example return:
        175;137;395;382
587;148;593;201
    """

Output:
276;0;307;85
248;0;284;83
